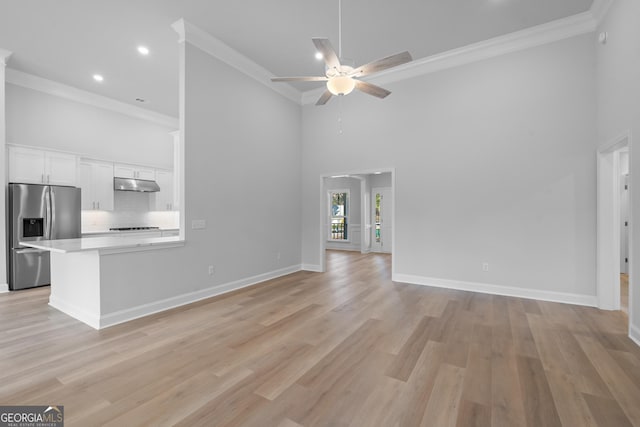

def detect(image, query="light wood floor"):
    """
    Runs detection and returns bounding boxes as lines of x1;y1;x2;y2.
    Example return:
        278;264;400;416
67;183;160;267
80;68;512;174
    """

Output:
1;251;640;426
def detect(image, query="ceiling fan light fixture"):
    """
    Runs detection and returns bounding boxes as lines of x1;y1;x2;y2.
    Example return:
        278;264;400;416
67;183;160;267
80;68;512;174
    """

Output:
327;75;355;96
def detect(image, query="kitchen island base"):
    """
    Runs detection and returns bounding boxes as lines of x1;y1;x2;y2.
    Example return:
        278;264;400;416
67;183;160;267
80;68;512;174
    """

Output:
22;236;185;329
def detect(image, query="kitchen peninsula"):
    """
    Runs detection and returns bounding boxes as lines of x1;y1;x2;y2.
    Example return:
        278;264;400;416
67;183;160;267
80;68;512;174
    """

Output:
21;235;184;329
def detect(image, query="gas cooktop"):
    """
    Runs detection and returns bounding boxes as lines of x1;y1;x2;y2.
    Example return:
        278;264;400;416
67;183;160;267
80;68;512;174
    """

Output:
109;226;160;231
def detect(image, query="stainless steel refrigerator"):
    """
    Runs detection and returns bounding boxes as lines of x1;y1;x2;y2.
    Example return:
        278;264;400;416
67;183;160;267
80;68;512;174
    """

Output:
7;183;81;290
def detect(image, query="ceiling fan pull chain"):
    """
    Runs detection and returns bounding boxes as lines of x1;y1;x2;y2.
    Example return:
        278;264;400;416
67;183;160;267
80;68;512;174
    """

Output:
338;0;342;59
338;96;344;135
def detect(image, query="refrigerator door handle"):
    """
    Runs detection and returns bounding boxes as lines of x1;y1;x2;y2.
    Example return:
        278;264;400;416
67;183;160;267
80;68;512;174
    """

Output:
49;187;56;239
44;187;52;239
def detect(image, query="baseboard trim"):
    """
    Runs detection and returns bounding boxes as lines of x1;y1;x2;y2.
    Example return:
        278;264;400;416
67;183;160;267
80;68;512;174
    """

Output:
0;283;9;293
630;323;640;348
302;264;322;272
325;245;361;252
392;273;598;307
97;264;302;329
49;295;101;329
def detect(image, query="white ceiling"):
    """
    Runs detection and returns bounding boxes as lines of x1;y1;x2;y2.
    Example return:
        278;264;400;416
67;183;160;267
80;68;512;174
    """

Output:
0;0;594;118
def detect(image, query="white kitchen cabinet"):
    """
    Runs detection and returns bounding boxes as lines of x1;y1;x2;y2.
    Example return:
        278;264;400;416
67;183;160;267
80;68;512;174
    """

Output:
154;170;175;211
46;151;78;186
121;231;163;238
8;146;77;186
79;160;114;211
114;164;155;180
137;168;156;180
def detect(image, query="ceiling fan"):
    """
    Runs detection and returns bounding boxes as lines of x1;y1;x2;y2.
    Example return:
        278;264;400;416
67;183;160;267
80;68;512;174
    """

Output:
271;0;413;106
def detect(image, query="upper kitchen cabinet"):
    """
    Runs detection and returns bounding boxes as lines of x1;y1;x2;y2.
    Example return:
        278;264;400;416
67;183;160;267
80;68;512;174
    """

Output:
79;160;114;211
8;145;77;186
154;170;175;211
114;164;155;181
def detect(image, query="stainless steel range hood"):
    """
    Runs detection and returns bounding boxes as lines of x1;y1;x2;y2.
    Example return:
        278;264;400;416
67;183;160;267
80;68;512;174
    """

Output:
114;177;160;192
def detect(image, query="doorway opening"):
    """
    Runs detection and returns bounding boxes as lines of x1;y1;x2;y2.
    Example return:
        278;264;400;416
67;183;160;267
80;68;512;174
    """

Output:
319;169;395;274
597;132;632;325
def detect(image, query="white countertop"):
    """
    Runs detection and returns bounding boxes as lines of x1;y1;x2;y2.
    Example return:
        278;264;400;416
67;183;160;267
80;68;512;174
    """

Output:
21;236;183;254
82;228;179;235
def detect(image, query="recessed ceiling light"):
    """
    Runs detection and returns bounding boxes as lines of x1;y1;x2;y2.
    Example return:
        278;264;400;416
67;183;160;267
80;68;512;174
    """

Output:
315;51;323;60
137;46;150;56
92;74;104;82
374;172;382;175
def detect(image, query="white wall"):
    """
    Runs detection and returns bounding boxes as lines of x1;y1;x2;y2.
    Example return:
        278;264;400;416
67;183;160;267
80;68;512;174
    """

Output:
620;151;629;274
182;42;302;283
0;55;7;290
302;34;597;300
362;175;372;251
370;173;392;188
6;84;174;169
80;38;303;319
596;0;640;339
325;176;361;251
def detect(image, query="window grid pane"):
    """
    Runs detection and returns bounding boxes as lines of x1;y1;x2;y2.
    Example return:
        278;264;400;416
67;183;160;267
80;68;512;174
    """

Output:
330;191;348;240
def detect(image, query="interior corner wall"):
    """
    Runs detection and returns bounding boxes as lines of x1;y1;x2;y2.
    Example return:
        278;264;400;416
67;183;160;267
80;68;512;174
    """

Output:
0;62;7;290
5;84;175;169
182;42;302;286
302;33;598;298
596;0;640;336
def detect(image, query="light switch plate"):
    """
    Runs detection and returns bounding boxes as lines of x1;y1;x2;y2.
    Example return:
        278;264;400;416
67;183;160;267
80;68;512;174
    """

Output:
191;219;206;229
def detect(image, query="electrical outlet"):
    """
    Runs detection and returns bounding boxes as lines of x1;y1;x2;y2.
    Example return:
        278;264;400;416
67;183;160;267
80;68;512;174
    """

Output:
482;262;489;272
208;265;215;275
192;219;206;230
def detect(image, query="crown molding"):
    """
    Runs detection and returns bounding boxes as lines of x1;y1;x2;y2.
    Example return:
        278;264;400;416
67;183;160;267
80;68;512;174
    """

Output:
174;5;609;108
171;19;186;44
172;19;301;105
0;48;12;67
5;69;178;129
301;11;598;105
590;0;615;25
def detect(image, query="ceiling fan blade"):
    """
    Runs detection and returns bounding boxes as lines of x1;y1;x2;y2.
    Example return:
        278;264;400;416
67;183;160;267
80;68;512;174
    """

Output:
351;51;413;77
312;38;341;70
355;80;391;99
316;90;333;106
271;76;328;82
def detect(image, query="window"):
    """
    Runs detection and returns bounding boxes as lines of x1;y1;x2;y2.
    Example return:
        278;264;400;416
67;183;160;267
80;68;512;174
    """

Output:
329;190;349;241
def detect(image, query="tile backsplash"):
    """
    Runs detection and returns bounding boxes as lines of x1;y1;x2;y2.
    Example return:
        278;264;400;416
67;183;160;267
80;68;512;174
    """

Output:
82;192;179;232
